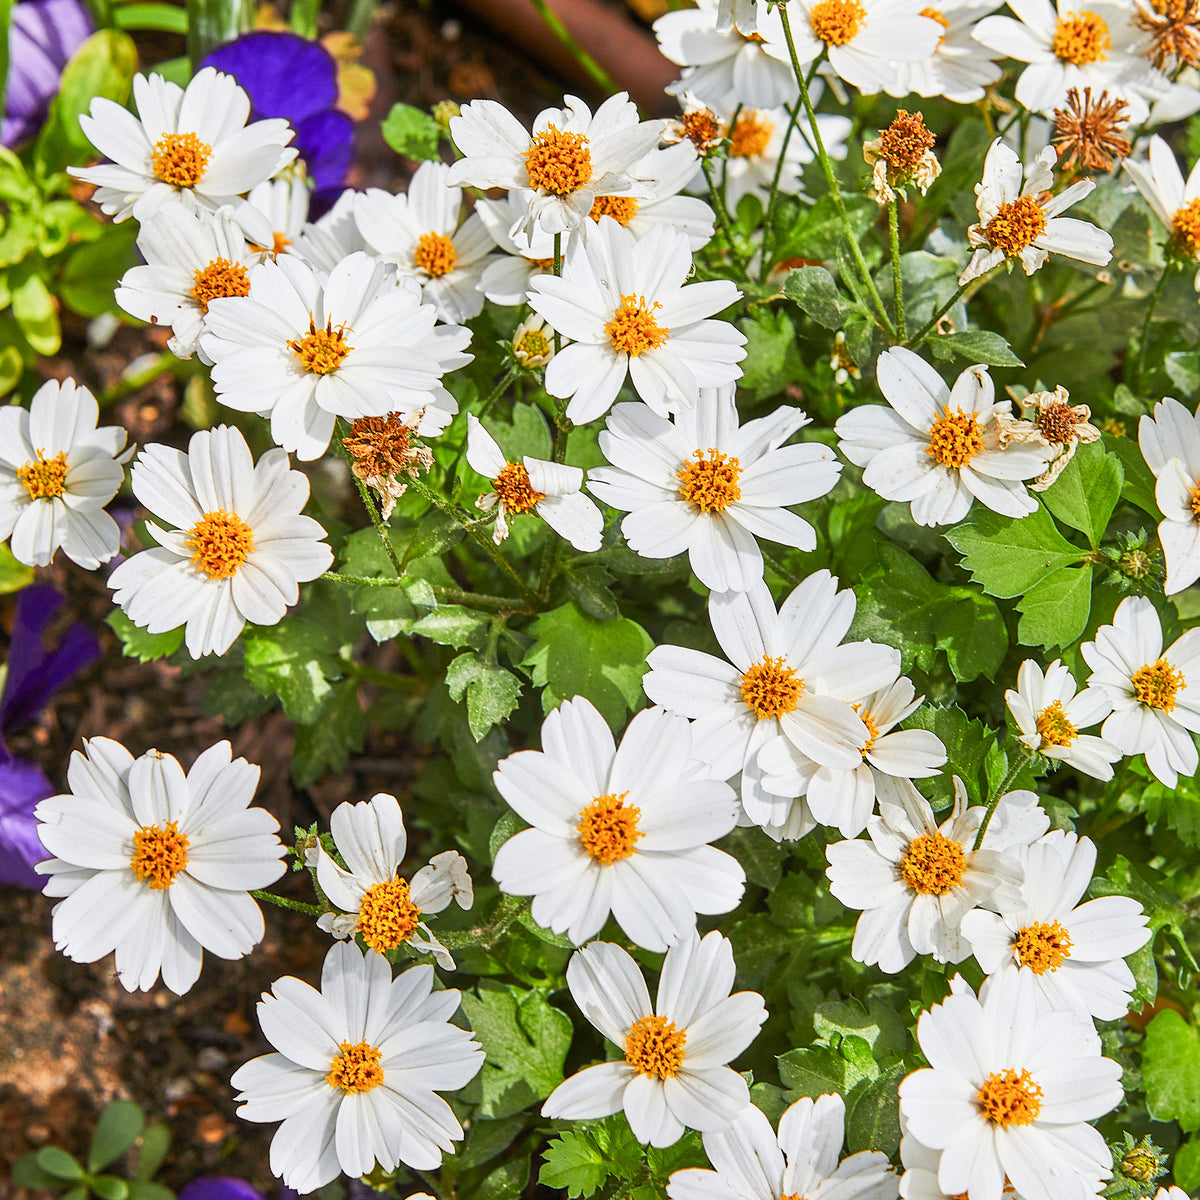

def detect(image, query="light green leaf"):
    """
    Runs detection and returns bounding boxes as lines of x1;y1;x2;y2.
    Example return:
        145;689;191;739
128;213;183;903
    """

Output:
1175;1137;1200;1192
945;505;1084;599
1143;1009;1200;1132
292;679;367;786
446;652;522;741
777;1047;846;1097
1106;431;1161;518
566;565;619;620
88;1100;145;1173
243;619;340;722
1015;563;1092;649
410;605;490;649
383;102;442;161
0;542;34;594
905;705;997;807
782;265;867;329
12;270;60;355
845;1066;904;1156
106;611;184;662
928;330;1024;367
36;1146;83;1181
539;1132;609;1198
1039;441;1123;546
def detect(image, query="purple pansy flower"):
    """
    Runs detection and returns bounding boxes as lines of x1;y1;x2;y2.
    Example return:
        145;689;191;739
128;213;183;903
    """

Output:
3;0;94;146
202;31;354;212
180;1179;300;1200
0;583;100;889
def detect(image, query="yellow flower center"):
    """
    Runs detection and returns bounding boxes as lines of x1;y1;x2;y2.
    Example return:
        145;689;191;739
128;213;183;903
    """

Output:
493;462;545;514
741;656;803;720
677;448;742;512
624;1014;687;1079
16;450;69;500
985;195;1048;256
356;877;422;954
977;1068;1044;1126
151;131;212;187
577;791;643;865
1052;10;1112;63
1190;479;1200;519
325;1041;384;1093
1173;197;1200;257
288;318;353;375
191;257;251;313
605;294;669;356
130;819;190;889
588;195;640;225
926;406;985;469
1131;658;1184;711
514;329;551;364
1014;919;1073;974
524;125;593;196
1034;700;1077;747
414;231;458;277
899;831;966;895
729;112;774;158
856;705;881;756
809;0;867;44
186;509;255;580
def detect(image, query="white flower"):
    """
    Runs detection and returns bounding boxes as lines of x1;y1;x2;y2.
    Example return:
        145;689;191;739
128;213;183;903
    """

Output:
716;0;760;32
446;93;665;238
961;830;1151;1022
35;739;285;995
588;387;839;591
107;425;334;658
643;574;901;840
491;696;744;951
825;777;1046;973
958;139;1113;285
115;202;256;360
1139;396;1200;594
1081;594;1200;787
542;933;765;1146
354;161;499;324
529;217;745;424
231;172;312;257
199;251;471;460
290;188;369;275
466;415;603;551
0;378;128;569
836;347;1054;526
512;313;556;368
973;0;1163;117
670;1094;898;1200
899;971;1121;1200
70;68;297;222
1124;136;1200;286
1154;1190;1190;1200
475;195;558;306
878;0;1004;103
1005;659;1120;779
231;940;484;1193
314;792;473;971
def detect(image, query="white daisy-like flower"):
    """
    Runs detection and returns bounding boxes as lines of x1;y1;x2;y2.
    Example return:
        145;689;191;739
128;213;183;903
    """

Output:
34;738;285;995
778;0;944;91
643;574;901;840
1081;594;1200;787
655;0;799;110
759;675;948;839
1123;137;1200;288
541;933;766;1146
491;696;745;952
231;940;484;1193
199;251;472;460
231;172;312;258
529;217;745;424
107;424;334;659
588;387;839;591
70;68;297;222
1139;395;1200;594
899;970;1122;1200
825;777;1047;974
836;347;1054;526
671;1094;898;1200
958;139;1113;285
466;415;603;551
115;202;255;361
290;188;369;275
1005;659;1120;779
961;830;1151;1022
973;0;1162;118
878;0;1004;103
446;92;665;238
354;161;499;324
475;195;559;306
512;313;557;369
0;378;129;569
1154;1190;1189;1200
314;792;473;971
716;0;760;32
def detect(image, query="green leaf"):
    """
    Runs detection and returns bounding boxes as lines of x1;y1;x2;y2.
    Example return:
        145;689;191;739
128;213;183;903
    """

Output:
456;1116;526;1170
459;982;573;1119
12;269;60;355
58;224;139;317
410;605;490;649
566;565;620;620
1175;1137;1200;1193
446;652;522;741
945;505;1084;599
88;1099;145;1173
813;999;908;1060
36;1146;84;1181
1039;441;1123;546
539;1131;609;1198
1143;1009;1200;1132
475;1152;531;1200
928;330;1024;367
737;307;802;398
383;102;442;161
1015;563;1092;649
775;192;874;259
292;679;367;787
521;601;653;727
1106;431;1161;518
106;610;184;663
845;1065;904;1156
124;1183;175;1200
113;2;189;30
906;705;997;807
938;588;1008;682
243;618;341;722
92;1177;130;1200
782;265;867;329
777;1047;846;1097
134;1123;170;1181
1165;350;1200;400
0;542;34;594
12;1152;60;1189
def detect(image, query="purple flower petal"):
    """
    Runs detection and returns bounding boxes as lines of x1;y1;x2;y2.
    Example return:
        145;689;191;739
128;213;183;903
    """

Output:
3;0;94;145
295;109;355;197
179;1179;270;1200
0;756;53;889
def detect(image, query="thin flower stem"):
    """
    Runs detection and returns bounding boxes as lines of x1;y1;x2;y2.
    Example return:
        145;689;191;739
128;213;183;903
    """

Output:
527;0;621;94
341;660;427;690
99;352;181;406
776;6;895;338
1135;264;1171;393
905;262;1004;348
479;367;519;421
702;156;752;277
888;199;906;341
251;889;323;915
352;470;404;576
973;746;1037;850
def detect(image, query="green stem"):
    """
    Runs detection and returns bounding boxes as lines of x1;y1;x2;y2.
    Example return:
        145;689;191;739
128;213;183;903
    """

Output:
701;156;752;277
888;199;906;342
906;262;1004;348
251;889;323;915
760;545;801;587
435;895;533;949
344;0;376;41
433;586;533;612
332;422;404;576
341;660;426;690
526;0;621;94
187;0;252;64
479;367;519;421
1135;263;1171;393
536;405;573;596
973;747;1036;850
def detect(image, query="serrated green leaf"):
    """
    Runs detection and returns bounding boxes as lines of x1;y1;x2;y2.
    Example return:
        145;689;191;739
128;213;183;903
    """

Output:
1039;441;1122;546
539;1131;609;1198
1144;1009;1200;1132
243;618;340;722
88;1099;144;1173
928;329;1024;367
782;265;867;329
777;1046;846;1097
383;102;442;161
845;1065;904;1156
906;705;997;807
945;505;1084;599
446;652;522;741
410;605;490;649
814;998;908;1060
1015;564;1092;649
106;611;184;662
292;679;367;786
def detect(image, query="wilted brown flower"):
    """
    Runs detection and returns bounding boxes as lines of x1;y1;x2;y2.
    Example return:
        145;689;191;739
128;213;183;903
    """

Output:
1134;0;1200;70
342;412;433;519
995;385;1101;489
863;110;940;202
1052;88;1130;174
665;96;726;156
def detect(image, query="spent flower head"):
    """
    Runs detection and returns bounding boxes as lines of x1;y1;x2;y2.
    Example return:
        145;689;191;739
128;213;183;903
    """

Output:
1052;87;1131;173
341;412;432;521
864;110;941;203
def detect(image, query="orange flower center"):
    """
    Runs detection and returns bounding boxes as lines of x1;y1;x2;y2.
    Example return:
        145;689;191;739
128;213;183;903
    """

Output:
186;509;255;579
985;195;1048;256
809;0;867;44
740;656;803;720
1015;920;1073;974
1173;197;1200;257
288;318;353;375
977;1068;1044;1125
1052;10;1111;63
899;831;966;894
588;195;639;225
1035;700;1077;747
1190;479;1200;519
325;1041;384;1093
577;791;642;865
524;125;593;196
493;462;545;514
625;1014;687;1079
927;406;985;469
1131;658;1184;711
191;257;250;313
151;131;212;187
856;705;881;755
16;450;69;500
730;112;774;158
356;877;422;953
677;448;742;511
605;294;669;356
130;820;190;889
414;231;458;277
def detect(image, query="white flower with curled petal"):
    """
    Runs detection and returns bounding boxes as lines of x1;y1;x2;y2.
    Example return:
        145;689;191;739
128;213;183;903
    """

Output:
588;387;840;591
877;0;1004;104
542;933;766;1146
1139;396;1200;595
230;172;312;258
314;792;472;971
836;347;1055;527
1124;137;1200;288
34;738;285;996
466;415;603;552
